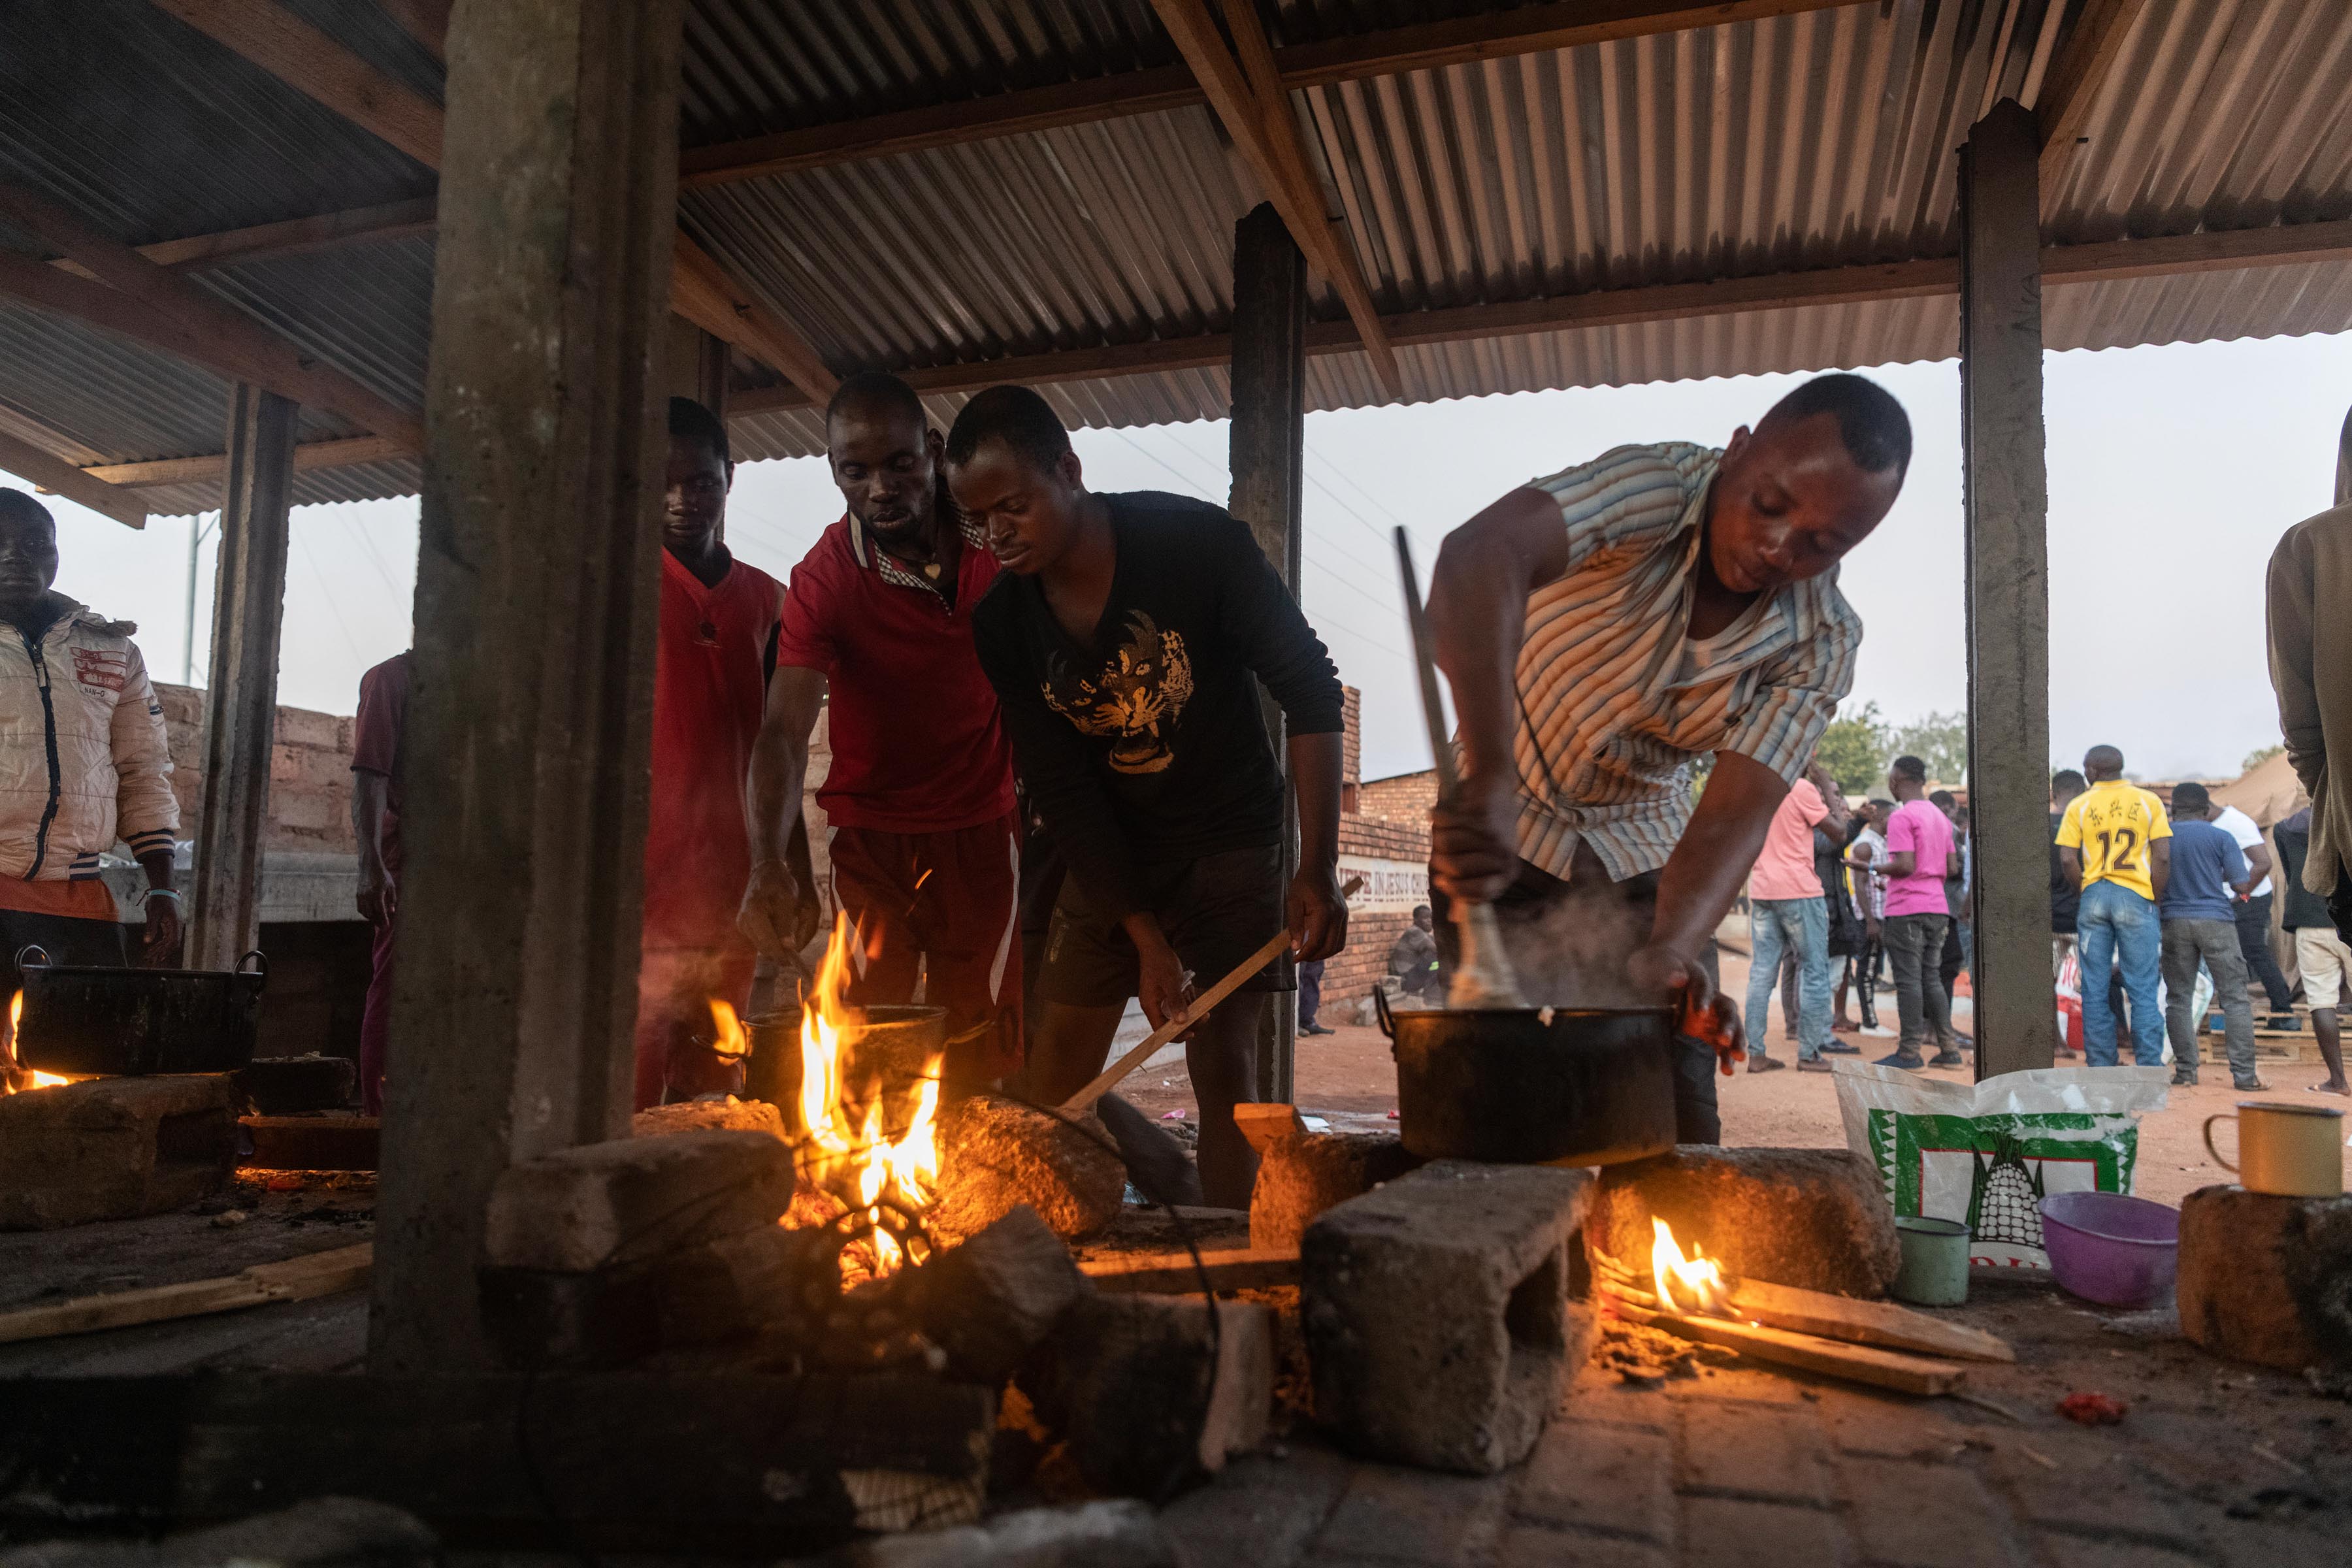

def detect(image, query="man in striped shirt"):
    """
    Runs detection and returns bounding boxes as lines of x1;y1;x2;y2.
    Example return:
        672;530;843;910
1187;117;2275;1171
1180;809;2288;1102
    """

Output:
1426;374;1910;1143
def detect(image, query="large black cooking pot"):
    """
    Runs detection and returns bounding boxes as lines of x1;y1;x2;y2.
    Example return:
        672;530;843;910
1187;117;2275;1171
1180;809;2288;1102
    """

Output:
12;945;267;1077
1377;989;1677;1166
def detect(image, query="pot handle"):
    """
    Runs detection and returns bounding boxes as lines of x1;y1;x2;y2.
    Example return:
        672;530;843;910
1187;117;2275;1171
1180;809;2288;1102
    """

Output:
1372;984;1396;1040
14;944;50;972
236;950;269;987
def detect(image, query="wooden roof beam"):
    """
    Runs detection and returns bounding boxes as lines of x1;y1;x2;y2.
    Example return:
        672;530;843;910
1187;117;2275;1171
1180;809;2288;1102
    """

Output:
146;0;838;401
0;188;427;449
2033;0;2146;193
91;219;2352;487
1149;0;1404;395
0;426;149;529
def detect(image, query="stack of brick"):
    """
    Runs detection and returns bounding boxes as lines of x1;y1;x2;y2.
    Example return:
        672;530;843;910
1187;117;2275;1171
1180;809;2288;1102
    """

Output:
152;683;358;855
1325;737;1437;1012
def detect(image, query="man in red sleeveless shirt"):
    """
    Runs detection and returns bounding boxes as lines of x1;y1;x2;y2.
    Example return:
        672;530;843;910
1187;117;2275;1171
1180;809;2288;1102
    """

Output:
637;398;788;1107
738;374;1021;1090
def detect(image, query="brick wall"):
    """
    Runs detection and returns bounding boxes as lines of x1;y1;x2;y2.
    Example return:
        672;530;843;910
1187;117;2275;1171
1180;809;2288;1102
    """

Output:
152;683;358;854
1360;767;1437;826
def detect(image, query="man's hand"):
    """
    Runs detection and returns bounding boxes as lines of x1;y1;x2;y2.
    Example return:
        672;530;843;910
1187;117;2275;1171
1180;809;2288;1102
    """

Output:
1629;940;1744;1073
1865;913;1882;942
1130;921;1198;1039
737;858;805;962
1431;777;1521;903
1287;861;1348;962
140;895;181;968
356;860;396;927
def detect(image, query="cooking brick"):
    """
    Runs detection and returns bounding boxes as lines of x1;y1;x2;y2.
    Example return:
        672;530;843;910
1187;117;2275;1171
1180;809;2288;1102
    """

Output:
1302;1160;1593;1474
2176;1184;2352;1373
0;1074;236;1230
1590;1146;1901;1298
482;1129;794;1272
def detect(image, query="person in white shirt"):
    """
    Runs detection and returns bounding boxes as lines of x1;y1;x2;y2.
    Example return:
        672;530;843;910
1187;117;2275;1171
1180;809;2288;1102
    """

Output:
2210;801;2296;1028
1835;800;1889;1032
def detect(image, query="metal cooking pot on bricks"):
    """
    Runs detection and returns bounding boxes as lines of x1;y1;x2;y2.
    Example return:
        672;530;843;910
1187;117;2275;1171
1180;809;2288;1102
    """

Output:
745;1000;945;1139
1376;989;1677;1166
12;945;267;1077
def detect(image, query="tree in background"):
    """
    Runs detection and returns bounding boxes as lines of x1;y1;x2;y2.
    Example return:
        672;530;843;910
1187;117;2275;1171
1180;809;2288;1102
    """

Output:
1815;700;1891;795
1889;710;1969;787
2243;742;2284;772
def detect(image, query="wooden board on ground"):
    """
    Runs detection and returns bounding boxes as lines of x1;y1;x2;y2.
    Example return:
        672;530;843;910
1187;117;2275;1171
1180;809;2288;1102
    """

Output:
1590;1250;2011;1364
240;1115;379;1170
0;1372;993;1552
1079;1246;1299;1294
1614;1299;1968;1396
0;1243;372;1345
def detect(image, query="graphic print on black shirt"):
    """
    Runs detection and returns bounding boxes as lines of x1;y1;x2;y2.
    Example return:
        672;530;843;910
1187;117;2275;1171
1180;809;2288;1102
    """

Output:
1041;612;1195;774
972;491;1344;922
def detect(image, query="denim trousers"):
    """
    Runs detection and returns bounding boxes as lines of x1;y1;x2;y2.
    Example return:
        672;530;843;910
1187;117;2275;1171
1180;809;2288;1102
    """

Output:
1882;912;1952;1054
2162;917;2256;1085
2078;879;2164;1066
2233;893;2293;1013
1747;897;1831;1060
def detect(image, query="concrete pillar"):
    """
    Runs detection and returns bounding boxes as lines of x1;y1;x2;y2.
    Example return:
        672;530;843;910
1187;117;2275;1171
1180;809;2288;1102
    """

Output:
187;384;293;972
1228;201;1308;1104
1958;99;2055;1080
369;0;684;1371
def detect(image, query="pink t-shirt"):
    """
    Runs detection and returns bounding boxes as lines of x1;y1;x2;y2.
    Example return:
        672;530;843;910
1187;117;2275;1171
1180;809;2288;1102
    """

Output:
1750;779;1829;900
1883;800;1955;918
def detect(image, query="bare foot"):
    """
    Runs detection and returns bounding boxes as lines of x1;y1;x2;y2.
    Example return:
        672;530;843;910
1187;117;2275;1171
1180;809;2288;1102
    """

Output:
2310;1080;2352;1097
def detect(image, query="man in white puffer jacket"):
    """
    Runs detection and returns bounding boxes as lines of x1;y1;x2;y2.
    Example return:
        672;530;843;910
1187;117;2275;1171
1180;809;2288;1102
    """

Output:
0;491;180;1019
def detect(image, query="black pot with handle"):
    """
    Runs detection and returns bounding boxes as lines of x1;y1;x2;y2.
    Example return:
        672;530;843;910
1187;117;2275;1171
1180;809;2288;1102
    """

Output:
13;945;268;1077
1375;988;1678;1166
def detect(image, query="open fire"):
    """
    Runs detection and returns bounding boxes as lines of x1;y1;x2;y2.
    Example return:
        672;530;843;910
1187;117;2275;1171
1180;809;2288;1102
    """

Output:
1648;1217;1731;1317
787;914;943;1278
1;990;69;1094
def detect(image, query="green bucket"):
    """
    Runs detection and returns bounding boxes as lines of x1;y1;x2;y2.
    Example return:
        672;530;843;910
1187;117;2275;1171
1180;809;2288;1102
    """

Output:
1893;1216;1972;1307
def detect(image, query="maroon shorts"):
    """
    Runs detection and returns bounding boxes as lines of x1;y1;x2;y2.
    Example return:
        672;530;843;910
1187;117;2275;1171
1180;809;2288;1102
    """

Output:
828;811;1023;1087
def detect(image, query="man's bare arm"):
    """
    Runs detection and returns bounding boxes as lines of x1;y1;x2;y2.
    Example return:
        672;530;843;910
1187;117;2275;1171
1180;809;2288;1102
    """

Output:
353;769;395;926
2149;838;2171;904
1637;751;1789;1015
738;666;826;959
2059;845;2083;890
1424;488;1569;902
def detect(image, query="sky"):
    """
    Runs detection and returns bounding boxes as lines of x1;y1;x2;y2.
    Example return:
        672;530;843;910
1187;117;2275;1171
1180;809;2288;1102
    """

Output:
12;329;2351;787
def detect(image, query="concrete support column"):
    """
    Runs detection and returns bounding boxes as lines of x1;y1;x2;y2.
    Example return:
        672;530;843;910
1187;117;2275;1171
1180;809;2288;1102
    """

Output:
370;0;685;1371
1228;201;1308;1104
187;384;294;972
1958;99;2055;1080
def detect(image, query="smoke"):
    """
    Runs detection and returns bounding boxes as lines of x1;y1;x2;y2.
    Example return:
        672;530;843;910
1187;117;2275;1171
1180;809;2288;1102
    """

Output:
1437;862;1669;1011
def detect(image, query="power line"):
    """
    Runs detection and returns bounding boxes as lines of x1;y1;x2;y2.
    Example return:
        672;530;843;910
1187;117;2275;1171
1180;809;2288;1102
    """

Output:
295;532;364;664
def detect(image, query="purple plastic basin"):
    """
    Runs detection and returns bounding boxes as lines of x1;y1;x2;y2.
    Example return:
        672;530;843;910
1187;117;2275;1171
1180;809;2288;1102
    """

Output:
2038;1190;2180;1309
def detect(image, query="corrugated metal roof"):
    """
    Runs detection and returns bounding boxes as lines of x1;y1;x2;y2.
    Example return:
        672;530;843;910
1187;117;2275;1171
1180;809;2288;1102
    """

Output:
2;0;2349;515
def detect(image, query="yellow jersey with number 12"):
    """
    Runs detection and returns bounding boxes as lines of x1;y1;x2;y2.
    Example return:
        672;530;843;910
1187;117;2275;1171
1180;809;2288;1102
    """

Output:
2055;781;2173;902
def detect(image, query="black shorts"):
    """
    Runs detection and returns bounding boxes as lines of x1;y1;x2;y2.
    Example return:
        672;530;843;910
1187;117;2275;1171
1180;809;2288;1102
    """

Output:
1035;844;1292;1007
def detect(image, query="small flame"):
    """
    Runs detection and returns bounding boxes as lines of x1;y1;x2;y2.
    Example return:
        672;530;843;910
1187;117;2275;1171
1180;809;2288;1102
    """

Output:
795;914;943;1277
708;998;751;1062
1;990;67;1094
1650;1218;1732;1317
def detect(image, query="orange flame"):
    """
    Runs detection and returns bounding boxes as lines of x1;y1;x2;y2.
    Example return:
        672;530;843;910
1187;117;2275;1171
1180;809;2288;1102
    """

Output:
708;999;751;1062
1650;1218;1732;1317
796;914;943;1275
1;990;67;1094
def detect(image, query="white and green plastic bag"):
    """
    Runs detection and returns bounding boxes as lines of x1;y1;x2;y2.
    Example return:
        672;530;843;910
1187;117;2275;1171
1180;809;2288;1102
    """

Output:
1833;1064;2170;1269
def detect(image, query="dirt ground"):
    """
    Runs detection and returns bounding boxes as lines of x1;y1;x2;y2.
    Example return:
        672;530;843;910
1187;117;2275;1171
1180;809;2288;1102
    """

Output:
1117;950;2350;1208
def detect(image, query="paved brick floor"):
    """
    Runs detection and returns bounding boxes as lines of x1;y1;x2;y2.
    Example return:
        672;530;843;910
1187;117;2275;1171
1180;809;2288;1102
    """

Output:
1161;1279;2348;1567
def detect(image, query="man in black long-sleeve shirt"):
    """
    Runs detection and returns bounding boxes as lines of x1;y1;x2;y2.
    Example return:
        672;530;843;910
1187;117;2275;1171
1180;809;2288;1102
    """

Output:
949;385;1348;1206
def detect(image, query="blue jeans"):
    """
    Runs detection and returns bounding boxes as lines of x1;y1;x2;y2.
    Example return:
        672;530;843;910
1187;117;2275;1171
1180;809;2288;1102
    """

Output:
1746;897;1831;1060
2078;879;2163;1066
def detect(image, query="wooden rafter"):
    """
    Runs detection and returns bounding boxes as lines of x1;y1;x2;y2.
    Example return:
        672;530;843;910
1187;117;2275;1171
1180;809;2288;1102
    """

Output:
1150;0;1403;395
146;0;838;401
375;0;449;63
2033;0;2146;191
0;426;148;529
84;435;406;489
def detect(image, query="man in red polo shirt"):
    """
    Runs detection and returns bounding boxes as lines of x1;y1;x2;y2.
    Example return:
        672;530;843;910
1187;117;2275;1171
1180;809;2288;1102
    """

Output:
739;373;1020;1089
638;397;787;1108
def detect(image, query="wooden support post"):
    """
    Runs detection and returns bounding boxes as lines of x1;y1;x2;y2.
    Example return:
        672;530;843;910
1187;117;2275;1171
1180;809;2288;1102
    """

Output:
186;385;293;972
369;0;684;1373
1228;202;1308;1105
1959;101;2055;1081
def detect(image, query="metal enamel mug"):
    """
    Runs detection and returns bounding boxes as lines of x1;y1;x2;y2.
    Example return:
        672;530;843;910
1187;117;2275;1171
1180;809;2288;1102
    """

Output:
2202;1101;2345;1198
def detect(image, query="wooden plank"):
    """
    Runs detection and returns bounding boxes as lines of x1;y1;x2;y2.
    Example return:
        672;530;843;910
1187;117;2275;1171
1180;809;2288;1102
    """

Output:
2034;0;2146;191
1614;1300;1969;1396
84;435;409;489
0;427;147;529
240;1114;381;1171
1079;1246;1300;1294
1273;0;1860;87
0;1244;372;1346
1151;0;1404;395
376;0;451;61
0;1372;992;1553
150;0;444;167
0;199;425;451
136;197;438;272
670;234;840;400
1596;1264;2012;1363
